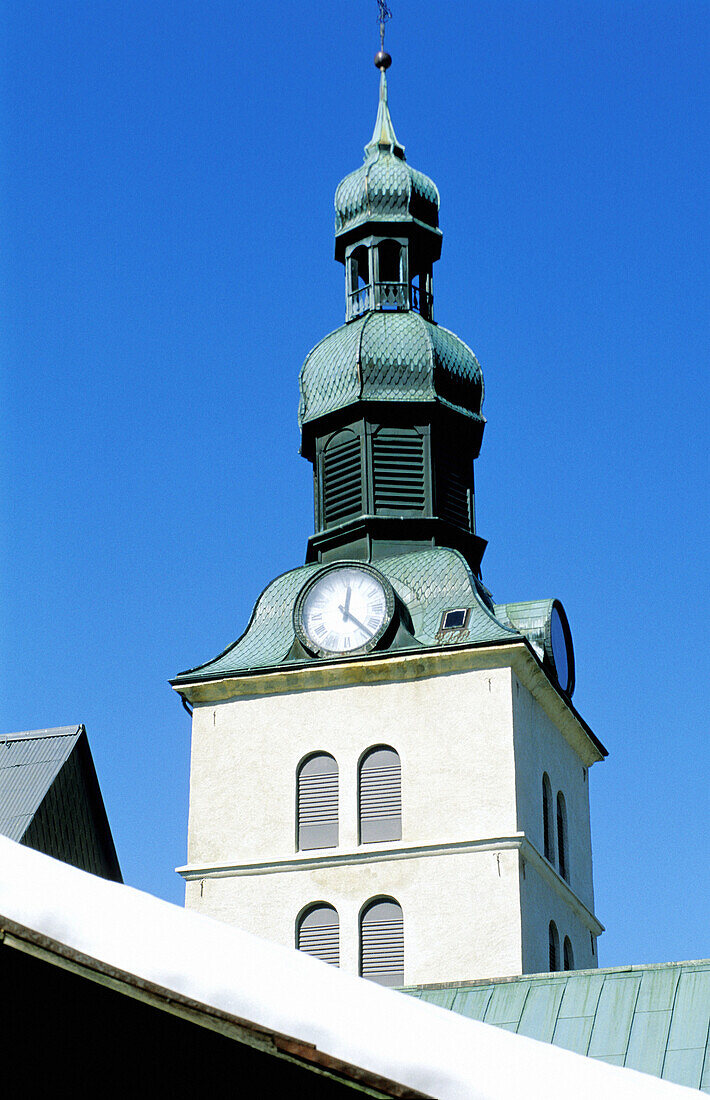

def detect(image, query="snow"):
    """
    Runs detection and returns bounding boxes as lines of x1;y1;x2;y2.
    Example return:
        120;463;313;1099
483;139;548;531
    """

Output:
0;836;696;1099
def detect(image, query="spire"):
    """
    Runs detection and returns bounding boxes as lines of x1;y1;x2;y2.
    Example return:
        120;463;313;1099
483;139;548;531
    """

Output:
365;51;405;161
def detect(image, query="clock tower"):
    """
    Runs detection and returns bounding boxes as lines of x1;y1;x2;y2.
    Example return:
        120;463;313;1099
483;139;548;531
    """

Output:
172;52;606;987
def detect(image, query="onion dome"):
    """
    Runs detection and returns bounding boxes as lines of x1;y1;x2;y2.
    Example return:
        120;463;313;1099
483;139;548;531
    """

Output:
334;70;441;252
299;310;484;430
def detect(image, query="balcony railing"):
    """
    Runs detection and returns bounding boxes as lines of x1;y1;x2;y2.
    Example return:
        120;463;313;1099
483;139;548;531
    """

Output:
347;282;433;322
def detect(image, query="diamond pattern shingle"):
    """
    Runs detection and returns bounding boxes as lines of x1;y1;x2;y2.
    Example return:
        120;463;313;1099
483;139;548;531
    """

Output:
334;149;439;237
299;312;484;428
174;548;517;683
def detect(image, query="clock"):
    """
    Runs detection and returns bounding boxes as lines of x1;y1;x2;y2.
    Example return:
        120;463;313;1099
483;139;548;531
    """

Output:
547;601;575;697
295;563;395;657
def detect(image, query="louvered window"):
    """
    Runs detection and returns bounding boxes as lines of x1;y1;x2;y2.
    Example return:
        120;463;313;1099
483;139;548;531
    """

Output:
557;791;569;883
359;747;401;843
373;430;425;513
563;936;574;971
549;921;560;972
323;435;362;526
542;773;554;863
297;904;339;967
360;899;404;986
437;445;471;529
297;754;338;851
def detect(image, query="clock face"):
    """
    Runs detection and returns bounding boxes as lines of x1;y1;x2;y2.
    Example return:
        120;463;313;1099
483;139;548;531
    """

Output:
549;602;575;696
296;565;394;657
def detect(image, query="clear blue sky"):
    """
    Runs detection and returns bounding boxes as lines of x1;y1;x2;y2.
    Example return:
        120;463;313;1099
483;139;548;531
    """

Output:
1;1;708;969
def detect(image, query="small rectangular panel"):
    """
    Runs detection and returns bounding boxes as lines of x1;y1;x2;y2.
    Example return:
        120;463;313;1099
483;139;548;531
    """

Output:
662;1048;705;1089
586;976;641;1059
517;982;566;1043
483;982;531;1025
452;986;494;1021
551;1014;594;1055
557;973;605;1019
666;969;710;1050
624;1010;672;1077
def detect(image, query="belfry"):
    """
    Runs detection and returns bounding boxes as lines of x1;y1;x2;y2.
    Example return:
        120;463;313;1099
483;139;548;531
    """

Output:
172;45;606;987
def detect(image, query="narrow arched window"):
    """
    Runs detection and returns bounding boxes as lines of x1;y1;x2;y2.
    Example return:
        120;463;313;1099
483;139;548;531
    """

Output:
360;898;403;986
359;746;401;843
297;904;339;966
556;791;569;882
563;936;574;971
549;921;560;972
542;773;554;863
351;245;370;289
297;753;338;851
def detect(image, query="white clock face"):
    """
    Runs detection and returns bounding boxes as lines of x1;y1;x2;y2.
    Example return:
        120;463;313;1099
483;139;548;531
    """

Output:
299;566;392;655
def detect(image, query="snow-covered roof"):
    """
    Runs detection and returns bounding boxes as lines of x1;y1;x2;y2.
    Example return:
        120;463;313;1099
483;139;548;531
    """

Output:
0;835;697;1100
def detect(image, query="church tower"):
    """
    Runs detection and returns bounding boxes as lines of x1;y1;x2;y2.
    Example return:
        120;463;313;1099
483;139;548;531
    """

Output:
172;48;606;986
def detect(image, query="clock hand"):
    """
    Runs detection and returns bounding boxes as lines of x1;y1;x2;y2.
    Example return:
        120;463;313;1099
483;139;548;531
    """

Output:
338;606;372;637
343;585;352;618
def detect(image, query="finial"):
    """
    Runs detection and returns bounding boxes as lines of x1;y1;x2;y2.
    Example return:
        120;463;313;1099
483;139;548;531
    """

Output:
365;1;404;161
374;1;392;71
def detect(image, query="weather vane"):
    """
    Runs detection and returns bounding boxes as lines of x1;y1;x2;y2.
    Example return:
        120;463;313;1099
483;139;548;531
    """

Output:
375;0;393;70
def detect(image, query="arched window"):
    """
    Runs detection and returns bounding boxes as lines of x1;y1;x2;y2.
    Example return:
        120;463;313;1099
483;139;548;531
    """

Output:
360;898;403;986
297;753;338;851
359;746;401;843
556;791;569;882
549;921;560;972
377;239;402;283
297;904;339;966
322;430;362;527
542;773;555;863
563;936;574;971
350;245;370;290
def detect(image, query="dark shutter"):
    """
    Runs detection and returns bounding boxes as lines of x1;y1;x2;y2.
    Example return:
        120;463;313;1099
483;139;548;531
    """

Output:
298;755;338;851
373;431;425;513
298;905;339;966
542;773;554;862
437;445;471;528
323;437;362;525
359;748;401;843
557;792;569;882
549;921;560;972
361;900;404;986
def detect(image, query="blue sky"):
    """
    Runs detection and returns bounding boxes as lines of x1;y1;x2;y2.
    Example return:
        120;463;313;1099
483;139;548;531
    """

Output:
1;1;708;969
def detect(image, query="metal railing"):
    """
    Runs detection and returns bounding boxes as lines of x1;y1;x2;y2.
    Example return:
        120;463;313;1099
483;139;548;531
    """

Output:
347;282;433;321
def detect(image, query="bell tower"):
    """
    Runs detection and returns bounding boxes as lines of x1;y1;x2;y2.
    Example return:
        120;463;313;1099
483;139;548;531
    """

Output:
173;43;606;988
302;57;485;572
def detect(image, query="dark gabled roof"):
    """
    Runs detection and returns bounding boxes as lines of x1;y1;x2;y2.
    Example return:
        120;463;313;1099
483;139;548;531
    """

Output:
0;725;122;882
403;960;710;1093
0;725;82;841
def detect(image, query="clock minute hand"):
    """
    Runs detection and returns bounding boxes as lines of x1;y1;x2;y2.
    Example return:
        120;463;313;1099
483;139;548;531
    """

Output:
342;585;351;618
338;605;372;638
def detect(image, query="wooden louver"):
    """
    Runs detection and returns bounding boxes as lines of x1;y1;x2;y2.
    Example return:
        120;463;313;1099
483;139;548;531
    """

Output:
298;755;338;851
437;445;471;529
323;437;362;525
298;905;339;967
373;431;425;513
359;748;402;843
360;900;404;986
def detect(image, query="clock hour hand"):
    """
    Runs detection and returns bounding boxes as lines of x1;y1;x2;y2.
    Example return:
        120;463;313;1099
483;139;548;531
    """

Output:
338;605;372;638
342;585;351;619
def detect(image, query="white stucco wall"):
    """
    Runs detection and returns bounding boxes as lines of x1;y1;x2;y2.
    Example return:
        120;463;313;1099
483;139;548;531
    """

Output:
186;664;519;867
181;647;603;982
512;675;596;911
185;847;524;985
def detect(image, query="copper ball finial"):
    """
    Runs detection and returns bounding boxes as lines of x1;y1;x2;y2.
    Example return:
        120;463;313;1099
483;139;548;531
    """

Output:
374;50;392;70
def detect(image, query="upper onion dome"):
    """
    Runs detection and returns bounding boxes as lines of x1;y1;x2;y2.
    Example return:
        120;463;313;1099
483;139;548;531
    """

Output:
299;310;484;429
334;70;440;241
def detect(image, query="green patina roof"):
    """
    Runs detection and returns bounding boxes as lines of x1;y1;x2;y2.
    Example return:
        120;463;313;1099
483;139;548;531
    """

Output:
173;547;517;683
334;70;440;239
299;311;484;428
403;960;710;1092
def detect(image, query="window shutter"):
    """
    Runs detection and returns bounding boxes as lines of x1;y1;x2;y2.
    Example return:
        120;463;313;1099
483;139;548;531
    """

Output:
373;431;425;513
437;446;471;528
323;437;362;525
359;748;401;843
298;755;338;850
361;900;404;986
298;905;339;967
